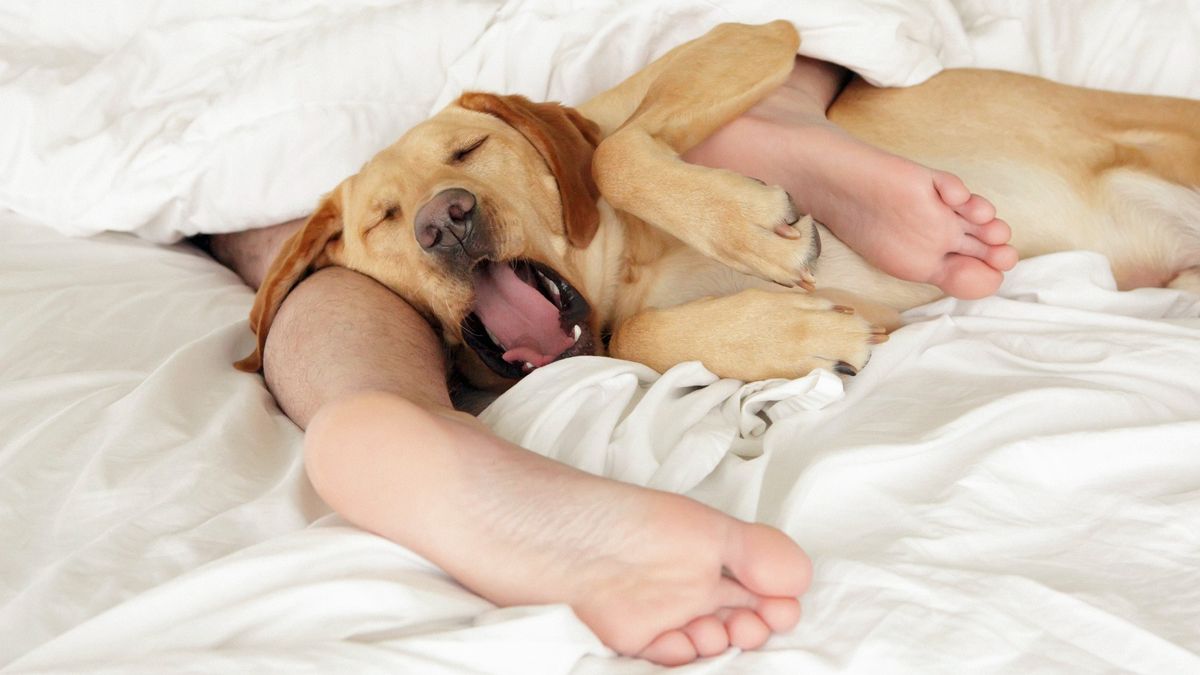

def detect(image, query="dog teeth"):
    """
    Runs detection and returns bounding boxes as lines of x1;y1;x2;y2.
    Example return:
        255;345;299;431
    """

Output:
538;272;562;302
484;326;504;348
522;361;535;372
572;324;582;343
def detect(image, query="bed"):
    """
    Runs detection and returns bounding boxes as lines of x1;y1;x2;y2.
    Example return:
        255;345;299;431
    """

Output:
2;1;1199;672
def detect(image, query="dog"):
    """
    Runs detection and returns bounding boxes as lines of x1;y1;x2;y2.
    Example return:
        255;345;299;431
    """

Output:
236;21;1200;391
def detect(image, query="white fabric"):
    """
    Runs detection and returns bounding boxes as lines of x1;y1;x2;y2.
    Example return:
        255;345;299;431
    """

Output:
4;215;1200;673
1;0;1198;243
4;1;1200;673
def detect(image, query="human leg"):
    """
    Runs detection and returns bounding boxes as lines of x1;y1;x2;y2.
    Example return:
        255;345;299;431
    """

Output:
210;226;813;665
684;56;1019;299
307;391;810;664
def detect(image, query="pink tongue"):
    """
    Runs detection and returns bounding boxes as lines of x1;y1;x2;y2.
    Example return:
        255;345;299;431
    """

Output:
472;264;573;367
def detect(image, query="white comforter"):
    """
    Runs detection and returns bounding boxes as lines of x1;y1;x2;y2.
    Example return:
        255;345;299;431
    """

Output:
3;1;1200;673
2;0;1198;242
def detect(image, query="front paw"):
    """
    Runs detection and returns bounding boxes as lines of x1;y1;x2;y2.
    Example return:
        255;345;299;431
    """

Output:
714;212;822;291
702;176;822;288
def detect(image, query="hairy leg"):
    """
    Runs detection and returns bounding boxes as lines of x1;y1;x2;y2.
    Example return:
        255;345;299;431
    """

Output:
684;56;1019;300
209;225;813;664
208;222;301;290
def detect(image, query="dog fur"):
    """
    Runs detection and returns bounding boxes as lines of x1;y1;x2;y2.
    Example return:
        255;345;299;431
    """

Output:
237;21;1200;389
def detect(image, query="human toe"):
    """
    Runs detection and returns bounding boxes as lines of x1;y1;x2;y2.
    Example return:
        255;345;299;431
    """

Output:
986;244;1020;271
723;522;812;598
932;255;1004;299
683;615;732;658
932;171;971;207
953;193;997;224
970;217;1012;246
958;233;1017;272
755;596;802;632
638;629;698;666
720;607;772;651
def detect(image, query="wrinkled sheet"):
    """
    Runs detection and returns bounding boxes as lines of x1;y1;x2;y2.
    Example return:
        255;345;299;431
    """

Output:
4;1;1200;673
4;215;1200;674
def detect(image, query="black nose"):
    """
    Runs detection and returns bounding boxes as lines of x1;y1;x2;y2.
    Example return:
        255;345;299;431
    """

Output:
414;188;477;250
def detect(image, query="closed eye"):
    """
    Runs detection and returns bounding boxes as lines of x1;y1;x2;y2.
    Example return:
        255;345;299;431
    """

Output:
451;136;488;163
364;204;400;234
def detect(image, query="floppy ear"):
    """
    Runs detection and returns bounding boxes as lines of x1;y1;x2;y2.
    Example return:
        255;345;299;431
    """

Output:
234;183;347;373
457;92;602;248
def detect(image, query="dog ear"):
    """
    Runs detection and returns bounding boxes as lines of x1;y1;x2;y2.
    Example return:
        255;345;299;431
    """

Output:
458;92;602;248
234;182;348;373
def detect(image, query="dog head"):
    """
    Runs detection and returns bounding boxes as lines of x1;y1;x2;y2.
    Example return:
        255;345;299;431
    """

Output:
236;93;604;390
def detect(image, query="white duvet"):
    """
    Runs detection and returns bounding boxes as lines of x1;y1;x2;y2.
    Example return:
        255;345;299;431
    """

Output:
3;1;1200;673
3;0;1198;243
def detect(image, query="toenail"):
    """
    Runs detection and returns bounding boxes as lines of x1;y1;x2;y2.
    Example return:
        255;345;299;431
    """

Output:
783;191;799;225
774;223;801;240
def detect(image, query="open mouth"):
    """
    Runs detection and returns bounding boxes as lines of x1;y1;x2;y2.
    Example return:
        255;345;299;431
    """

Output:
462;259;594;379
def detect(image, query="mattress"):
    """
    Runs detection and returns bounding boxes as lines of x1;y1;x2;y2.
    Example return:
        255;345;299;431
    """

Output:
3;1;1200;673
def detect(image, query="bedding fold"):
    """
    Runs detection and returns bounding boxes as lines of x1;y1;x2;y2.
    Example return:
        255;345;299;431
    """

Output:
2;0;1197;243
4;213;1198;673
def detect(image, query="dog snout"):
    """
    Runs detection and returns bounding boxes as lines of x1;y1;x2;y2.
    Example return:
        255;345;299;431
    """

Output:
415;188;477;250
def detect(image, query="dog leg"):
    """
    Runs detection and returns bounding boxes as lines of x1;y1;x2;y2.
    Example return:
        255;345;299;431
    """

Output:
581;21;799;138
608;288;886;382
810;287;904;332
590;22;822;288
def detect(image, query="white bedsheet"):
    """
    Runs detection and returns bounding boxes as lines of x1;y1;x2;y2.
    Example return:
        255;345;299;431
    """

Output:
3;1;1200;673
4;216;1200;674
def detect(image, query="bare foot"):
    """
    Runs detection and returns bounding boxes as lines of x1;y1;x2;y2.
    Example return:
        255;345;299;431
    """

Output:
685;63;1019;300
305;392;812;665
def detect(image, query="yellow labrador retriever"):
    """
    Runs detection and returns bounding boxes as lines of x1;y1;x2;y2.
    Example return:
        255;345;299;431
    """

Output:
237;21;1200;389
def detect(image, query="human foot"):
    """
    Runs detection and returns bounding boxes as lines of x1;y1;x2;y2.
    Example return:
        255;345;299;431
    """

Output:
305;393;812;665
684;64;1018;300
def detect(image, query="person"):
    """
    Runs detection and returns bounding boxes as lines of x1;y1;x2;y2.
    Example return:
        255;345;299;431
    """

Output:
209;56;1016;666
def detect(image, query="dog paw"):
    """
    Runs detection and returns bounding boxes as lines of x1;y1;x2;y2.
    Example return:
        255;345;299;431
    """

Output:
814;322;888;377
710;208;822;290
716;290;885;380
608;289;888;383
786;304;882;378
664;172;818;288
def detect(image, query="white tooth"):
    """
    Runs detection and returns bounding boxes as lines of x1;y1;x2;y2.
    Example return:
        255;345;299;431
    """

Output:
541;274;561;300
572;324;582;343
485;326;504;349
522;362;535;372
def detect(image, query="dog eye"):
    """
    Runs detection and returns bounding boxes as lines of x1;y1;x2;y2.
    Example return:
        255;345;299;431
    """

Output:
451;136;488;163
